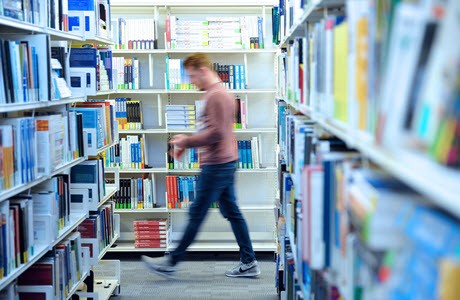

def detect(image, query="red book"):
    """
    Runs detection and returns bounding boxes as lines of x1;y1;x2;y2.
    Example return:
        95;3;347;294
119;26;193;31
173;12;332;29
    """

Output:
17;261;54;285
134;241;167;248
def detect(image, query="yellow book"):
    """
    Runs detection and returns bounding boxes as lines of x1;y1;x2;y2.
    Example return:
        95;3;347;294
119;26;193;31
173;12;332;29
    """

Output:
356;17;368;130
333;21;348;122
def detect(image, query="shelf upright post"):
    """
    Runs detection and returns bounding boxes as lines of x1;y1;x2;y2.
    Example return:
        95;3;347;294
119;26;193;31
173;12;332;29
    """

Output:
149;53;154;87
244;53;248;89
158;94;163;127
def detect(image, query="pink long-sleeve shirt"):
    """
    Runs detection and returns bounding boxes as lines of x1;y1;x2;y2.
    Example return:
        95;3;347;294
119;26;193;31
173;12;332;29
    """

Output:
183;82;238;165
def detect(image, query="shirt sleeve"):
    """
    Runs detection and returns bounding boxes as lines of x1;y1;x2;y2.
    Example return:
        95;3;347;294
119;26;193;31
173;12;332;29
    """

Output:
183;94;225;148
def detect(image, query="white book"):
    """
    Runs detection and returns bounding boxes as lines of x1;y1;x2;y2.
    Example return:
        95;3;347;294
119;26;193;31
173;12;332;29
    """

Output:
251;137;260;169
378;3;427;148
308;167;325;270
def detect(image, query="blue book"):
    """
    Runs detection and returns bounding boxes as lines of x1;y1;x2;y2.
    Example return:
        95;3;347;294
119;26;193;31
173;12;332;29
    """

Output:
257;16;264;49
246;140;253;169
239;65;246;90
322;160;334;268
188;177;195;203
69;48;97;68
237;140;244;168
68;0;95;11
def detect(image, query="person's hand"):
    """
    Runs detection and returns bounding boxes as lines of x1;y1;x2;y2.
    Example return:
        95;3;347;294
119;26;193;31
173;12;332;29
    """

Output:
169;134;188;148
169;147;185;160
169;134;188;160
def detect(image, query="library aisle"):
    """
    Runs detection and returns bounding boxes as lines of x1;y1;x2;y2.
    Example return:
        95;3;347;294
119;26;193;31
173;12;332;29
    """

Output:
1;0;460;299
110;253;277;299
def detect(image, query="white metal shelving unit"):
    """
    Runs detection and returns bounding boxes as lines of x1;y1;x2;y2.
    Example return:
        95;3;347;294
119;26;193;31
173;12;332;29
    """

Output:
105;1;279;253
0;10;122;297
276;1;460;298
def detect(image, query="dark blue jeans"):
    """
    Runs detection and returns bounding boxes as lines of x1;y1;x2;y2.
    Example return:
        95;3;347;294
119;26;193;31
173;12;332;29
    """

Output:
170;161;256;265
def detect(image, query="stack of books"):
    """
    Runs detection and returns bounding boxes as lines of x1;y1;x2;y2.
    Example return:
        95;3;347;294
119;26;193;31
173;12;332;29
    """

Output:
133;219;169;249
166;105;196;129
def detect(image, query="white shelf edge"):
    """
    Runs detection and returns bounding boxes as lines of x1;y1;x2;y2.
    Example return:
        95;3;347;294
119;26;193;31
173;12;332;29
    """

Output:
88;36;115;45
95;141;118;155
108;243;167;252
91;90;118;96
165;128;277;134
114;208;168;213
119;129;167;134
166;169;279;173
98;185;119;209
99;89;276;94
0;176;48;203
118;168;167;174
98;233;120;261
92;279;119;300
112;49;167;54
304;110;460;219
169;242;275;252
0;212;87;290
0;96;86;113
111;1;277;7
46;28;85;41
113;49;277;54
0;156;86;202
0;243;48;290
65;270;90;300
170;206;275;212
51;157;86;177
0;16;43;32
166;89;276;94
113;89;168;94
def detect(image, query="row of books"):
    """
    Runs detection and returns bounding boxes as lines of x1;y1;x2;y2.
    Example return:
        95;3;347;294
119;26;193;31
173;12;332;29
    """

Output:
113;56;140;90
278;105;460;299
108;177;156;210
71;101;116;156
69;45;114;96
102;138;150;170
0;173;73;280
133;219;169;249
166;175;197;209
166;137;261;170
213;63;246;90
50;0;110;38
113;98;143;130
0;112;84;191
279;0;460;167
69;159;107;212
165;57;195;90
166;15;264;49
16;232;88;300
167;146;200;170
236;138;261;170
0;39;41;104
0;34;51;105
117;135;146;170
77;202;115;261
112;17;157;50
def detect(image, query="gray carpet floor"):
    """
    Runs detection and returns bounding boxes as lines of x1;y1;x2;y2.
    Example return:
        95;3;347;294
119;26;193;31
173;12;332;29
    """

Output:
107;253;278;300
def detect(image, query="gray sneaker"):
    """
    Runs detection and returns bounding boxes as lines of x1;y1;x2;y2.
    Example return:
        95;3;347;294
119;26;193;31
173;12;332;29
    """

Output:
142;255;177;278
225;260;261;278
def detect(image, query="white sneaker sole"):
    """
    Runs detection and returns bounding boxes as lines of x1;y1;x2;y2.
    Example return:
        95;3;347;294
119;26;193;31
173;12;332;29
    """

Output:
141;255;177;279
225;270;261;278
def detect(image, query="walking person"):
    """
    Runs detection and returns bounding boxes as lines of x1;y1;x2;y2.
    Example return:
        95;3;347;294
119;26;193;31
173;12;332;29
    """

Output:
142;53;260;278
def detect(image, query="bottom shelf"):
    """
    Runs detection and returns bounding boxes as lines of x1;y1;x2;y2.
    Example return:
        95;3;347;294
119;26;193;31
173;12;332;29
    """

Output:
66;271;90;300
93;279;119;300
108;242;167;252
108;241;275;252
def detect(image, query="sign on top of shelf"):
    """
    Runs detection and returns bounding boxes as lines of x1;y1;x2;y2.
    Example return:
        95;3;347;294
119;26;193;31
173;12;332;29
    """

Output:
111;0;276;6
